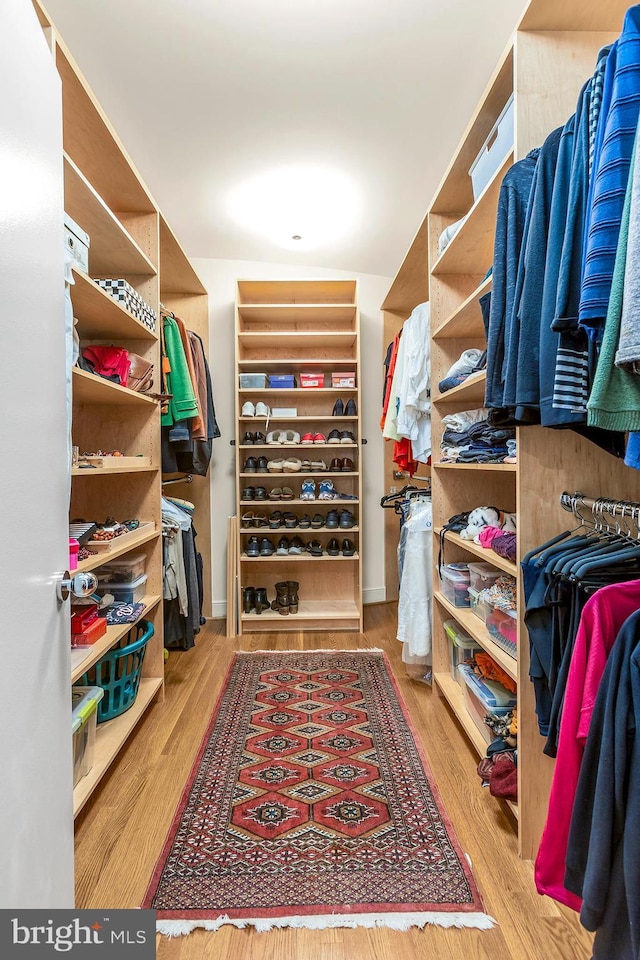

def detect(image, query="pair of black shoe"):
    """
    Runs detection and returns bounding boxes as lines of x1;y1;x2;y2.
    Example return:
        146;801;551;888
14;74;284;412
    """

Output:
327;538;355;556
243;586;270;614
326;509;355;529
242;486;267;500
244;456;268;473
332;398;357;416
246;536;274;556
243;432;266;444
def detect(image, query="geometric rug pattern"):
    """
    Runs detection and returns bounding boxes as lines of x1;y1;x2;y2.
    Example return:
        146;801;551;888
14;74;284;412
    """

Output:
143;650;491;934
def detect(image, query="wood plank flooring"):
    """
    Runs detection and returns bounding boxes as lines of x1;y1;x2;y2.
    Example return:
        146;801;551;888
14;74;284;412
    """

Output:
74;603;593;960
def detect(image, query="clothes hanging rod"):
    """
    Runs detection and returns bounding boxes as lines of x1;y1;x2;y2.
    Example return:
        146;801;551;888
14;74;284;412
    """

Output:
560;490;640;532
162;474;193;486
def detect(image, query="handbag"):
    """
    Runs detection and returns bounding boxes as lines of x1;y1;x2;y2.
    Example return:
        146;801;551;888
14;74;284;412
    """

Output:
126;352;154;393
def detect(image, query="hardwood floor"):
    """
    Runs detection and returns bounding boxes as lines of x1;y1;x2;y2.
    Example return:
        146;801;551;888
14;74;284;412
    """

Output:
74;603;593;960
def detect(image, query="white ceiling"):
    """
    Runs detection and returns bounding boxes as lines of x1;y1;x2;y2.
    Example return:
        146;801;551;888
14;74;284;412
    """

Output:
44;0;528;277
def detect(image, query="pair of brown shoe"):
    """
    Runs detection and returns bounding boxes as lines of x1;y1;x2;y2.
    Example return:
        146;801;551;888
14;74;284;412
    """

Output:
330;457;354;472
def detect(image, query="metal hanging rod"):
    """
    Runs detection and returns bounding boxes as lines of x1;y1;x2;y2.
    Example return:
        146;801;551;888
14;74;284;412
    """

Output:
162;475;193;486
560;491;640;537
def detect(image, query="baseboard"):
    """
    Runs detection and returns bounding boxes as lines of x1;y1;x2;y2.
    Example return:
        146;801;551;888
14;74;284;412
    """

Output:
211;601;227;619
363;588;386;605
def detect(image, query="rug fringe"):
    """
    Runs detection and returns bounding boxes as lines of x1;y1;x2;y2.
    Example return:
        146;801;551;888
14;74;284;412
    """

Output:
156;911;497;937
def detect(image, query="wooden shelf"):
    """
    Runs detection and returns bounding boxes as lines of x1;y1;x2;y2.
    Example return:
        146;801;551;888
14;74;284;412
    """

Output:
63;153;157;276
73;677;162;817
240;526;360;534
241;600;361;621
239;498;359;507
240;415;358;423
70;595;162;683
431;151;513;277
435;528;517;577
434;673;518;820
72;464;157;476
433;371;486;404
434;591;517;681
434;461;517;472
72;368;158;407
237;280;357;304
159;215;207;295
239;472;357;479
239;387;357;395
238;304;356;321
241;553;360;561
239;443;358;450
239;358;359;368
433;275;492;340
71;269;157;341
76;525;159;573
238;331;357;348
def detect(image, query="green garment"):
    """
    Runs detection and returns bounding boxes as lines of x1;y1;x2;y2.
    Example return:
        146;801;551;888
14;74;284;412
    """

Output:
587;130;640;431
161;316;198;427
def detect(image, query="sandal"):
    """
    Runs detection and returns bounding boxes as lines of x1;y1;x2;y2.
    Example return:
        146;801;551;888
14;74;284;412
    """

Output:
311;513;325;529
269;511;284;528
241;513;255;528
281;486;295;500
283;458;302;472
253;513;269;528
269;487;283;500
283;512;298;528
267;459;285;472
298;514;312;529
306;539;323;557
310;460;327;471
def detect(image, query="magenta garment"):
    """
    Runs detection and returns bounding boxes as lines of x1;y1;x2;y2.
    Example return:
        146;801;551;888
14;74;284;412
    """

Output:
478;526;502;548
535;580;640;909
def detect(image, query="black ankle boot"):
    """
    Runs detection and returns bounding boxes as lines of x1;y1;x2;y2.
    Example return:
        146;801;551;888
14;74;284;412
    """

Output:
270;581;290;616
287;581;299;615
242;586;256;614
255;587;269;614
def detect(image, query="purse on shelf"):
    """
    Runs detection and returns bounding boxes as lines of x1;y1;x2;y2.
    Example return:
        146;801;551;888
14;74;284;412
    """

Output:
126;352;154;393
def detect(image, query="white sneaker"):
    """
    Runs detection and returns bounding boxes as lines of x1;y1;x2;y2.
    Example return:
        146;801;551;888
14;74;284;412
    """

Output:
255;401;270;418
242;401;255;417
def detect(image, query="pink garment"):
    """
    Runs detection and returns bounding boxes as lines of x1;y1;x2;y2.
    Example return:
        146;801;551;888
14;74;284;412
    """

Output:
535;580;640;909
478;526;502;548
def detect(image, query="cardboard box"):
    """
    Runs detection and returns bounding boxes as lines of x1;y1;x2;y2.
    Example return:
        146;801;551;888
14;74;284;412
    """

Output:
331;372;356;388
300;372;325;388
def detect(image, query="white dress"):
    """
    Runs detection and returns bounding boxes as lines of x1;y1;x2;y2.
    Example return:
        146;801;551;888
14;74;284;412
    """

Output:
397;497;433;661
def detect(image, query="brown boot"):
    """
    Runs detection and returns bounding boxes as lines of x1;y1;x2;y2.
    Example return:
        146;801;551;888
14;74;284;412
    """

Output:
270;581;290;616
287;581;299;615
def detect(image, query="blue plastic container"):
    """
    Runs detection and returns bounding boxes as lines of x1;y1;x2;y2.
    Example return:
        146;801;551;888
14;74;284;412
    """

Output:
78;620;154;722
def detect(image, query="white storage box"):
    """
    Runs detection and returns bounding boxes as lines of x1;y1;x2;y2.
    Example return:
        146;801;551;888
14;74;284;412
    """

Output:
72;686;103;786
469;94;514;200
272;407;298;417
64;212;90;273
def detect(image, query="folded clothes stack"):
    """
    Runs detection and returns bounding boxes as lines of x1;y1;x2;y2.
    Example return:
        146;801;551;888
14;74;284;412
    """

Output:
438;348;487;394
440;408;515;464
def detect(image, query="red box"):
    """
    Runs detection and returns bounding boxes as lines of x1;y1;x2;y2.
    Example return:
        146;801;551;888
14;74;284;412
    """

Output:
331;371;356;388
71;616;107;647
71;604;99;632
69;537;79;571
300;372;325;388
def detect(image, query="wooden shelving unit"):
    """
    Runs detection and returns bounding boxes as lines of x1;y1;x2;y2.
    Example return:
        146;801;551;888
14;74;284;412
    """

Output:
235;279;362;632
382;0;632;858
34;0;210;819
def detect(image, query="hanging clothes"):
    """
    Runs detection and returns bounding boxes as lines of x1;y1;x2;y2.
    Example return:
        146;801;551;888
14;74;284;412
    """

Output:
397;495;433;663
382;302;431;465
161;315;199;428
161;497;203;650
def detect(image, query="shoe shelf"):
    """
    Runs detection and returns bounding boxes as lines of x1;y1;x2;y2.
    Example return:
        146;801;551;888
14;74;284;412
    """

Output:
71;269;157;341
235;279;362;633
70;595;162;683
72;368;158;407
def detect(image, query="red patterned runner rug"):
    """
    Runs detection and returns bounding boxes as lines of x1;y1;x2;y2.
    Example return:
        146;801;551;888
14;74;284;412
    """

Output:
144;650;493;935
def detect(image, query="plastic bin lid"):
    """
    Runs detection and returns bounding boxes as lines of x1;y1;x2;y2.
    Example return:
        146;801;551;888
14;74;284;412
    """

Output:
441;563;470;582
97;573;148;589
98;553;146;570
443;619;475;646
467;561;500;575
71;686;104;733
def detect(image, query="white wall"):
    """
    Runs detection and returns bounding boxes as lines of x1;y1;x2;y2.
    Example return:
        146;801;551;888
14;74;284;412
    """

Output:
190;257;392;617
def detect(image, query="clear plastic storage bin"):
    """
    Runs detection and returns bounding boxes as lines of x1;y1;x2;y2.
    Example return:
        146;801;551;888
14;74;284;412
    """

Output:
467;561;502;593
457;663;516;744
72;686;104;786
444;620;482;681
96;573;148;604
96;553;146;584
440;563;471;607
486;602;517;659
239;373;267;389
468;586;490;623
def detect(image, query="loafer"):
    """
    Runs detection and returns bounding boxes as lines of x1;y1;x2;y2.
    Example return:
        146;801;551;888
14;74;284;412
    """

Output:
340;431;355;444
241;487;255;500
325;510;339;529
254;486;268;500
327;430;342;444
241;401;255;417
327;538;340;556
342;538;356;556
339;510;355;529
311;513;325;529
289;536;305;555
306;539;323;557
259;537;275;556
345;399;357;416
298;514;312;529
269;511;283;528
276;536;290;555
256;456;268;473
332;399;344;416
243;457;258;473
330;458;342;472
341;458;354;471
246;536;260;557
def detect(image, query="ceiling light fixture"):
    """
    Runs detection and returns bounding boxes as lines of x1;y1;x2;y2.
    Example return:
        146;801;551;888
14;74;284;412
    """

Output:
228;163;361;251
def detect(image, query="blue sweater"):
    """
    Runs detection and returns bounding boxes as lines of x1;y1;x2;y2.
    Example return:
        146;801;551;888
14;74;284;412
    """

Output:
579;6;640;341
